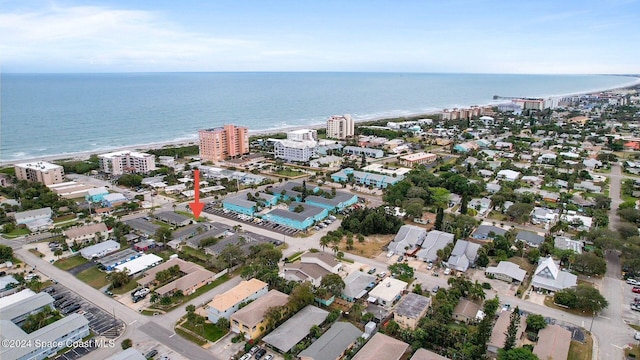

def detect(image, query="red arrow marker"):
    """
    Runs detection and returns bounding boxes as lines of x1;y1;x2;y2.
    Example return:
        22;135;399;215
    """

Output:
189;169;204;219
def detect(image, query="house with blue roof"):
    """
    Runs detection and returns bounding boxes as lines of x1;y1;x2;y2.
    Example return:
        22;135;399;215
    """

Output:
262;202;328;230
304;192;358;212
255;192;278;207
85;187;109;203
331;168;403;189
222;195;258;216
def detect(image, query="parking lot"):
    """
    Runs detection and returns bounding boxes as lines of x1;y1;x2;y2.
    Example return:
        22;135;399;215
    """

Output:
44;284;125;360
204;205;301;236
622;281;640;322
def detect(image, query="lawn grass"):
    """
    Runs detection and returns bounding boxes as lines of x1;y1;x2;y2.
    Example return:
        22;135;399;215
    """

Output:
28;248;45;257
274;168;305;177
285;251;304;263
626;344;640;359
182;321;227;342
2;227;31;238
629;323;640;332
568;335;593;360
54;255;89;271
112;278;140;295
175;326;207;346
543;296;594;316
180;246;211;263
175;210;206;222
76;266;110;289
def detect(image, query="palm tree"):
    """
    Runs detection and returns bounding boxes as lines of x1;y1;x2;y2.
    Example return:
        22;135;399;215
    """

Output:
320;236;330;252
332;244;339;255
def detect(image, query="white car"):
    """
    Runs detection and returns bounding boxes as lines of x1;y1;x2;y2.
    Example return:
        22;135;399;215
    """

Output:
444;268;451;275
635;332;640;341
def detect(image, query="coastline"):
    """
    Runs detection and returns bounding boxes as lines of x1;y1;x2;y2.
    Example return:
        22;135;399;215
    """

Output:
2;75;639;168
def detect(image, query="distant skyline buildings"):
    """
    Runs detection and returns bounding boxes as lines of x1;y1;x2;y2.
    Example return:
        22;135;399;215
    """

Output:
199;125;249;162
1;1;639;74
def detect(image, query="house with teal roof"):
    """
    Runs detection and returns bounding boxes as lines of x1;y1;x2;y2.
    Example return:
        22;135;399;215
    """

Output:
262;202;328;230
331;168;403;189
222;195;258;216
85;187;109;202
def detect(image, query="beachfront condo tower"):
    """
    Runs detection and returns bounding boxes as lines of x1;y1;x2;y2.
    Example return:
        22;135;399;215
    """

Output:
199;124;249;162
326;114;354;140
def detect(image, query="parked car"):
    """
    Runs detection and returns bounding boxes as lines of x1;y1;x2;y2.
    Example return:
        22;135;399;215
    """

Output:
444;268;451;276
367;268;376;274
145;349;158;359
632;287;640;294
378;272;387;278
239;354;251;360
627;278;639;285
636;332;640;341
432;285;440;293
249;346;259;354
397;256;404;263
255;349;267;359
263;355;273;360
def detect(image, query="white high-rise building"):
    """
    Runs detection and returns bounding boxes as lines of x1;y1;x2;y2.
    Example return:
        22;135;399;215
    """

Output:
326;114;354;140
287;129;318;141
98;151;156;175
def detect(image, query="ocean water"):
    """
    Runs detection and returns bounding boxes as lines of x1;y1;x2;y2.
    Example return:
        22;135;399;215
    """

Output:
0;72;637;162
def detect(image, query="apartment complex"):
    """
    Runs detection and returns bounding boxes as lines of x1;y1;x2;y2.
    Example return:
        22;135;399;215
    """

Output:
98;151;156;175
272;139;317;162
199;124;249;162
14;162;65;185
326;114;354;139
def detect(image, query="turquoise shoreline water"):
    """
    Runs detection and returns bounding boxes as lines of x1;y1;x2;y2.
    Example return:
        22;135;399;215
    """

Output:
1;72;637;162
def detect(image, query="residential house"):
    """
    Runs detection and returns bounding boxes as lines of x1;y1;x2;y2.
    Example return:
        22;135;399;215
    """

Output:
343;146;384;159
298;322;362;360
415;230;455;263
486;182;501;193
13;207;53;232
452;299;482;323
531;257;577;292
207;278;269;323
282;253;341;286
538;153;557;164
262;305;329;354
561;213;593;231
124;218;161;237
133;239;155;252
410;348;450;360
393;293;431;329
309;155;343;169
495;141;513;150
496;169;521;182
85;187;109;202
583;158;603;170
98;249;140;271
387;225;427;255
574;180;602;193
446;240;481;272
531;207;558;225
230;290;289;340
486;261;527;283
521;176;543;186
468;197;491;216
472;225;506;241
554;236;583;254
487;310;526;355
352;333;409;360
154;211;191;227
533;325;572;360
137;257;217;297
515;231;545;248
79;239;120;260
368;278;408;308
102;193;127;207
64;223;112;245
341;272;376;302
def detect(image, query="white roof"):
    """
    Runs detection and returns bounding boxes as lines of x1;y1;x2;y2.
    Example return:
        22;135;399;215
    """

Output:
400;152;436;161
103;193;127;202
369;278;408;303
115;254;163;275
486;261;527;282
271;139;317;149
16;161;63;170
497;169;521;179
0;289;36;310
87;187;108;196
99;150;152;158
80;240;120;258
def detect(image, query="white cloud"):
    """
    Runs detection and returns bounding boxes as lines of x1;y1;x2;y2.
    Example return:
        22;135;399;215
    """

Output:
0;4;254;71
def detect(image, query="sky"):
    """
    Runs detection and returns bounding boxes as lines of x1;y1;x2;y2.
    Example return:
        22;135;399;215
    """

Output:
0;0;639;74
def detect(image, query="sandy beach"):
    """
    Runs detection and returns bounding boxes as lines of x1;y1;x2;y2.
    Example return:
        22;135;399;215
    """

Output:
2;77;638;168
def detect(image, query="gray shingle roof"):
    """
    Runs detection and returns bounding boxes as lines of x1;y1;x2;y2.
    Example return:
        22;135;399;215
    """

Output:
394;293;431;319
262;305;329;353
298;322;362;360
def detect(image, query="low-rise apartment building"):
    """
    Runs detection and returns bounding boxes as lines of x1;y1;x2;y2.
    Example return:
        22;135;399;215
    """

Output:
230;290;289;339
14;161;65;185
207;278;269;323
98;151;156;175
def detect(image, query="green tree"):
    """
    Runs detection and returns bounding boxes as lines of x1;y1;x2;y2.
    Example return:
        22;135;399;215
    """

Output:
320;273;345;297
460;194;469;215
121;339;132;350
506;203;534;224
503;307;521;351
526;248;540;264
617;222;639;239
526;314;547;333
388;263;415;282
434;207;444;231
497;347;539;360
154;227;173;244
572;252;606;276
0;245;13;262
109;270;130;289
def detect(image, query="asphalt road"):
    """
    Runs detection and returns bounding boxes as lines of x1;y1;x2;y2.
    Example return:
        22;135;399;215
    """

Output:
608;164;624;231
